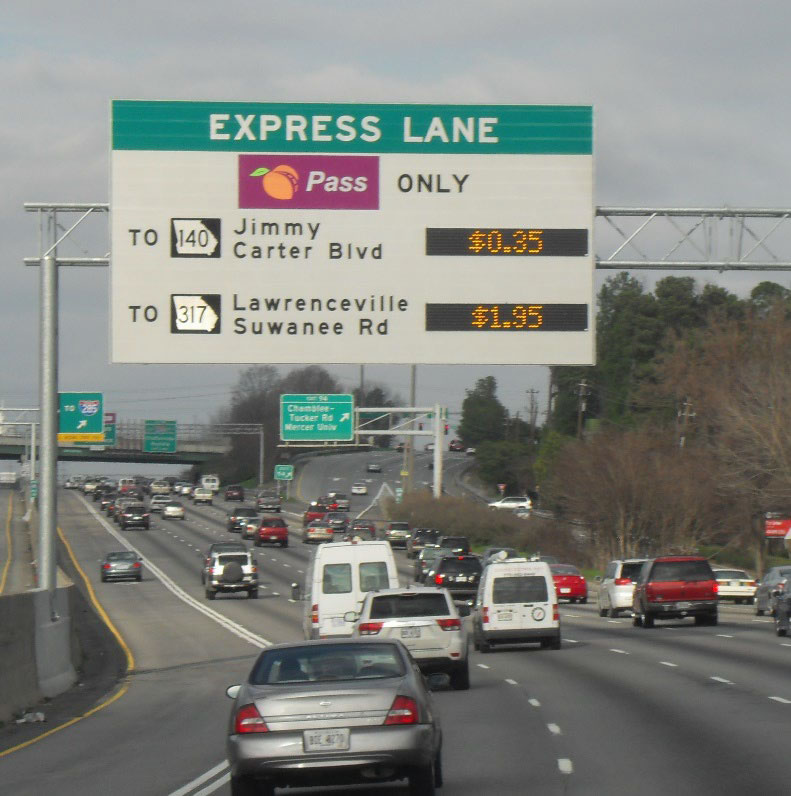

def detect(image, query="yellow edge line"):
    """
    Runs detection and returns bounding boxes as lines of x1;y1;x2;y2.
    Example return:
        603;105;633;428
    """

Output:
0;492;13;595
0;522;135;758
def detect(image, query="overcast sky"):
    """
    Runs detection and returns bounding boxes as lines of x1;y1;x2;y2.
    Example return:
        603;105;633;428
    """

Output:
3;0;791;437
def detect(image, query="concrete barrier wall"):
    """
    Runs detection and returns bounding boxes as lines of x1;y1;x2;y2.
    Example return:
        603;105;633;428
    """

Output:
0;584;78;724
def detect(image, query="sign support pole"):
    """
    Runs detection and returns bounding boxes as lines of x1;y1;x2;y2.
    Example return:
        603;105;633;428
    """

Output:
39;246;59;612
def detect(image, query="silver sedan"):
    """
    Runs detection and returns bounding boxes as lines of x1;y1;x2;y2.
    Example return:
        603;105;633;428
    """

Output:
225;638;443;795
100;551;143;582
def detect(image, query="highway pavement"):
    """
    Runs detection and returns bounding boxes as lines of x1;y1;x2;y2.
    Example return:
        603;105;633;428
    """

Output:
1;453;790;794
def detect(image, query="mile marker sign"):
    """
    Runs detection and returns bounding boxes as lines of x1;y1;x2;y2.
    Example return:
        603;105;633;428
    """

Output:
110;101;594;366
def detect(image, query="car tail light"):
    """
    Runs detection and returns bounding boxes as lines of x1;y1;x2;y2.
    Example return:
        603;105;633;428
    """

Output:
102;563;111;570
133;562;141;569
434;574;445;585
614;577;632;586
311;604;319;625
436;618;461;631
384;695;418;725
234;703;268;734
552;604;559;621
482;606;489;624
358;622;383;635
747;580;756;587
712;582;718;594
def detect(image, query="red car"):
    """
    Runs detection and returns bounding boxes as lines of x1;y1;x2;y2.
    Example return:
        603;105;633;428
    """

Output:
224;484;245;501
302;499;329;527
551;564;588;603
255;516;289;548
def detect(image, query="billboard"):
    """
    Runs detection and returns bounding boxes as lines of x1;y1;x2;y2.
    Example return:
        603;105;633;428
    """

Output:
110;101;594;365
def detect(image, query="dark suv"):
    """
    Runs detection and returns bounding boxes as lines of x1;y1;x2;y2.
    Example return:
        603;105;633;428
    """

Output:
438;535;471;555
632;556;718;628
119;503;150;530
406;528;441;559
227;507;259;534
224;484;245;502
429;555;483;601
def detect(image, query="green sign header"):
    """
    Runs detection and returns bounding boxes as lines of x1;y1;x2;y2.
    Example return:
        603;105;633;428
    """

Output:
112;101;592;155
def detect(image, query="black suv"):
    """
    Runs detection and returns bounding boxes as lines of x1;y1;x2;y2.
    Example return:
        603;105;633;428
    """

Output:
429;555;483;600
119;503;150;530
438;535;471;555
406;528;441;559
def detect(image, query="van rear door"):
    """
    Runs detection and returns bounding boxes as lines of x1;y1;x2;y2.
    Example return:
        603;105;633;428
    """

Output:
489;570;555;633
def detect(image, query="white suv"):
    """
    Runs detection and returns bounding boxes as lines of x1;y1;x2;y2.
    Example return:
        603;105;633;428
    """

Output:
348;586;470;690
488;496;532;511
597;558;647;617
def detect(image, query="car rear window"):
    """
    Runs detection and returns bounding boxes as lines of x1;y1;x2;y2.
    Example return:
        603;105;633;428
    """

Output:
650;560;713;582
217;553;249;566
107;551;137;561
440;537;469;548
262;518;286;527
438;558;482;575
251;643;405;685
493;575;548;604
551;565;581;576
323;563;352;594
369;593;451;619
236;508;258;517
715;570;747;580
389;522;410;531
620;562;645;580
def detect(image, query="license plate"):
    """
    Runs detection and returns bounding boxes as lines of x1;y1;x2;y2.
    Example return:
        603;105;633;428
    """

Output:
497;611;513;620
677;602;691;609
332;616;346;627
303;728;350;752
401;627;421;638
269;535;279;541
560;588;571;594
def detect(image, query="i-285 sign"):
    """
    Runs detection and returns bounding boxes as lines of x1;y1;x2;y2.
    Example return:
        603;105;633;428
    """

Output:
111;101;594;366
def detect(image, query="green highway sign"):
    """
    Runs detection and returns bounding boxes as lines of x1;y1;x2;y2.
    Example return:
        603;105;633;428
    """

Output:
58;392;104;443
144;420;177;453
280;394;354;442
274;464;294;481
73;412;116;447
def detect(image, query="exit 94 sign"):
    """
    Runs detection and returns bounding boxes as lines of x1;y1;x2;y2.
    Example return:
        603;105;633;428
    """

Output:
111;101;594;366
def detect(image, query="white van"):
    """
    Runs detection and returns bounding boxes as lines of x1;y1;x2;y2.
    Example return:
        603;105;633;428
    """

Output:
472;558;560;651
298;540;400;639
200;474;220;493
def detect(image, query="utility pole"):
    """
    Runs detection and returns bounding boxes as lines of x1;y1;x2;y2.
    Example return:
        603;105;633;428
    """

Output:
677;397;695;448
526;388;539;442
576;379;589;439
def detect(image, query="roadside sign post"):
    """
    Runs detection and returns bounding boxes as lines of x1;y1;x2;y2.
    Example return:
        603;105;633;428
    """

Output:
274;464;294;481
110;101;594;367
280;394;354;442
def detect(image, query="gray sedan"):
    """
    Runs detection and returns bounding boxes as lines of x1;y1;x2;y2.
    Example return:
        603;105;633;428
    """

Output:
225;638;443;795
100;550;143;582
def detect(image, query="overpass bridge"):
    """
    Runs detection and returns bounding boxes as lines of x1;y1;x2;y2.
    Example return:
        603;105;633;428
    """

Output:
0;420;246;466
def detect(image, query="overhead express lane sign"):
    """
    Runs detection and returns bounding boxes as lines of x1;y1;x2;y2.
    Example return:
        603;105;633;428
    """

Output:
110;101;594;367
280;394;354;442
58;392;104;443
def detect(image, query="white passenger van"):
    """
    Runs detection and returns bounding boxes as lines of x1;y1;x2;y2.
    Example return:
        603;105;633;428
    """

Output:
472;557;561;651
200;474;220;493
297;540;400;639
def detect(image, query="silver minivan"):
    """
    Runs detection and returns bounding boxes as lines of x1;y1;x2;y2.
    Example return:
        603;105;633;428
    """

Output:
597;558;647;618
472;558;560;651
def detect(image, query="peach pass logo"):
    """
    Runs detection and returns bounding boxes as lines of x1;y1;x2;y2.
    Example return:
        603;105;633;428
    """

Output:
238;154;379;210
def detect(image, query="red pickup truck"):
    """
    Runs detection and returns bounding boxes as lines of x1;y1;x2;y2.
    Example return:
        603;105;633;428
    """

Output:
632;556;718;628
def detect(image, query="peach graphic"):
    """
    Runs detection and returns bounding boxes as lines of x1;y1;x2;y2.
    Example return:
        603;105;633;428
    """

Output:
250;165;299;200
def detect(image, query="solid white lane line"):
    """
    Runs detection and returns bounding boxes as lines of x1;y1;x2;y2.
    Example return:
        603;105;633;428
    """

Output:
769;696;791;704
558;759;574;774
711;676;733;684
528;698;541;707
660;661;678;667
193;772;230;796
547;723;562;735
610;648;629;654
505;678;518;685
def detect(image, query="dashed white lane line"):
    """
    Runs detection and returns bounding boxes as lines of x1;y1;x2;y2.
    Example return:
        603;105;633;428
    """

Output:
528;698;541;708
711;676;733;684
476;664;490;669
660;661;678;667
564;638;579;644
505;678;518;685
547;723;562;735
610;648;629;654
716;634;734;638
782;643;791;648
558;759;574;775
769;696;791;704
